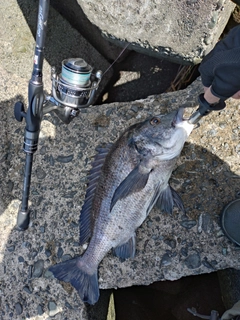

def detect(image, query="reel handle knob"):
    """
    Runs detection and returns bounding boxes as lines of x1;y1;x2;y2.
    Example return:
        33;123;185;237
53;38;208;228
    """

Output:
14;101;26;122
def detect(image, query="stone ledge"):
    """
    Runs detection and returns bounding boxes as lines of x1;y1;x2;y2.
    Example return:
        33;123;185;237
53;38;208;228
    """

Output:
0;75;240;318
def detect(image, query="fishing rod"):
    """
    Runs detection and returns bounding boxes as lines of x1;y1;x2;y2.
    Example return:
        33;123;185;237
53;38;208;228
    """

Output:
14;0;102;230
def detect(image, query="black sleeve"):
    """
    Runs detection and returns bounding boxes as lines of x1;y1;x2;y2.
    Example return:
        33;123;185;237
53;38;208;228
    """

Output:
199;25;240;100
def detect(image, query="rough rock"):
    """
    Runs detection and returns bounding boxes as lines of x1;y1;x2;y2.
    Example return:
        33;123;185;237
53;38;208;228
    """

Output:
0;0;112;104
1;1;240;319
76;0;236;64
50;0;130;62
1;72;240;318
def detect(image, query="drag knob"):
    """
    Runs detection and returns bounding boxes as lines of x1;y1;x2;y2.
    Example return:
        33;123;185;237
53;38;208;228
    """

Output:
14;101;26;122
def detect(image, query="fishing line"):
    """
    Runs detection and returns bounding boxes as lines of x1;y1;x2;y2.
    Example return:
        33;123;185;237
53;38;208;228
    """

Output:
101;43;130;77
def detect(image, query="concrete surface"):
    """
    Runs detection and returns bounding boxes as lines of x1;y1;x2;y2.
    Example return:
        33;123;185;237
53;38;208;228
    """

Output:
0;75;240;318
76;0;235;64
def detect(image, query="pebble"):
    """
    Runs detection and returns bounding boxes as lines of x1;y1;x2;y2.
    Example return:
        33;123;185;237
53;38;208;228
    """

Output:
23;286;33;294
36;167;47;179
164;238;177;249
28;265;33;279
131;105;139;113
40;146;47;155
222;248;227;256
61;254;72;262
56;154;74;163
161;253;172;267
181;247;188;257
45;249;52;257
180;220;196;229
48;301;59;317
18;256;24;263
32;260;44;278
7;245;15;252
44;270;55;279
184;253;201;269
7;180;14;192
201;213;213;233
57;247;64;258
40;225;45;233
202;257;215;270
236;144;240;155
15;302;23;315
62;191;77;198
30;250;38;260
37;304;44;316
65;301;73;309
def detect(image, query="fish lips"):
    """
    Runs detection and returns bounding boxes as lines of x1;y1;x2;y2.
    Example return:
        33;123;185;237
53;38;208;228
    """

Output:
172;108;194;136
172;108;185;126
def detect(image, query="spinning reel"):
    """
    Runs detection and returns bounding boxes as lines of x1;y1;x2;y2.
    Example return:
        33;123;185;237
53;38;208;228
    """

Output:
14;0;102;230
47;58;102;124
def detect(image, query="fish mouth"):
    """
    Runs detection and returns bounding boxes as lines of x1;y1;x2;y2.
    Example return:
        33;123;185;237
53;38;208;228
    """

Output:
171;108;185;127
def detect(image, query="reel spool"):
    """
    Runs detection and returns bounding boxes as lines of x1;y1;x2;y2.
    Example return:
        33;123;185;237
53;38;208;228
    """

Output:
51;58;102;109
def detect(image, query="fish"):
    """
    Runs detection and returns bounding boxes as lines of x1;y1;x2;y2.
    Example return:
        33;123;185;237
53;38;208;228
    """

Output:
49;108;194;305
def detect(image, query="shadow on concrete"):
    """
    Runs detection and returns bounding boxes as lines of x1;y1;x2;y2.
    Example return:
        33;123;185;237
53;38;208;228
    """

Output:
16;0;184;106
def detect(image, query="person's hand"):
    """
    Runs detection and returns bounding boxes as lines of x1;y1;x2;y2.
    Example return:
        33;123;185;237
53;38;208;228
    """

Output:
199;25;240;103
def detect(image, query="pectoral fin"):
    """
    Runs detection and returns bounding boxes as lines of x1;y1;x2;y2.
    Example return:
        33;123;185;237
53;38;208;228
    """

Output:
110;165;151;211
113;234;136;260
155;185;185;214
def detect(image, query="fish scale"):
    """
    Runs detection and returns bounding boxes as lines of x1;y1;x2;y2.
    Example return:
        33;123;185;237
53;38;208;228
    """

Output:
49;108;194;304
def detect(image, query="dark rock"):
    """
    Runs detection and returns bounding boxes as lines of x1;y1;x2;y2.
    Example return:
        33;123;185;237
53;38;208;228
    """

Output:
45;249;51;258
57;247;64;258
180;220;197;229
7;180;14;192
36;167;47;179
15;302;23;315
32;260;44;278
161;253;172;267
37;304;44;316
61;254;72;262
202;213;214;233
202;257;215;270
56;154;74;163
65;301;73;309
184;253;201;269
180;247;188;257
164;238;177;249
30;251;38;260
23;286;33;294
61;191;77;198
44;270;55;279
7;245;15;252
18;256;24;263
48;301;59;317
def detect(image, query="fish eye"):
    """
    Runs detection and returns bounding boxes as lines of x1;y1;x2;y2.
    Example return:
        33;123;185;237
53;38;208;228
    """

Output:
150;117;161;125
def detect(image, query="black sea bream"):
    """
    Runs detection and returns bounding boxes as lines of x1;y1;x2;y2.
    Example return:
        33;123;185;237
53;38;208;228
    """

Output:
49;108;194;304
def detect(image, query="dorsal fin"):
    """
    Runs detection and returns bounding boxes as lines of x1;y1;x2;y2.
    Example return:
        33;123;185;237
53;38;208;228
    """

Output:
79;143;113;245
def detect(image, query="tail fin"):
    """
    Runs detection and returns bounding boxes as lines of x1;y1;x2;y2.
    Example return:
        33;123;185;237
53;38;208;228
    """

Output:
49;257;99;305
